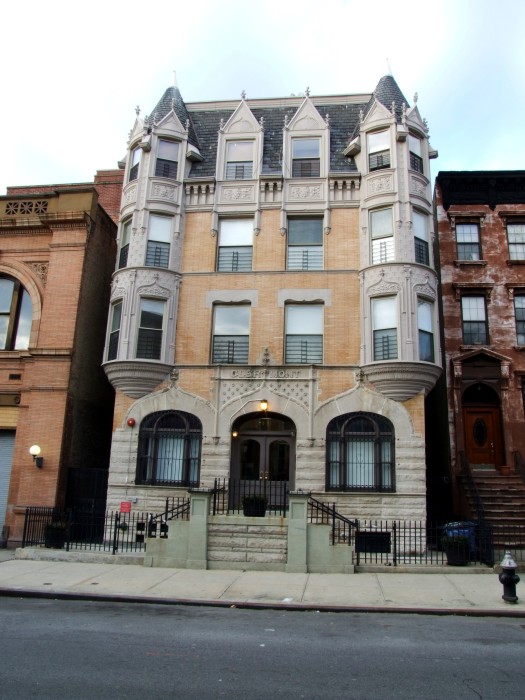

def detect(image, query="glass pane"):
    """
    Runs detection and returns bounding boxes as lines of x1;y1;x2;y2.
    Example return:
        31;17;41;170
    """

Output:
111;302;122;332
286;305;323;334
462;296;485;321
372;237;394;264
368;130;390;154
0;316;9;349
149;215;171;242
347;439;374;487
158;139;178;161
140;299;164;329
14;289;32;350
418;300;432;332
214;305;250;335
288;219;323;245
219;220;253;246
0;278;14;313
408;134;422;156
131;148;141;166
412;211;427;241
292;139;319;158
373;298;396;329
121;221;131;246
370;208;393;237
226;141;253;162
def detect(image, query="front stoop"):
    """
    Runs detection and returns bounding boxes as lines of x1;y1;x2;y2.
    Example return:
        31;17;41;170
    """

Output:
208;515;288;571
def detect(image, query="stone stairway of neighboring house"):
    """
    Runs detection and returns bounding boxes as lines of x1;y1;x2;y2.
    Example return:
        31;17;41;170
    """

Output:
468;470;525;549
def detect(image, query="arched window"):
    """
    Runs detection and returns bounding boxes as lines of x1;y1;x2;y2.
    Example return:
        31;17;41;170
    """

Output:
0;275;32;350
326;412;395;492
136;411;202;487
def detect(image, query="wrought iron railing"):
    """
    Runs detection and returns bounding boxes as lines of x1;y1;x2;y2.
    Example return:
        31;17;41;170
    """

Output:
211;478;288;516
308;497;357;546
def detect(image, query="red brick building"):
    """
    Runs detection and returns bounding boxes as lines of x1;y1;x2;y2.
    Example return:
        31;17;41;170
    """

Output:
434;171;525;518
0;170;123;547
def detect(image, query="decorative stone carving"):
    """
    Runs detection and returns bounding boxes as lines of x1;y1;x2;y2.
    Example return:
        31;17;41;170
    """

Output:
366;274;400;296
289;185;322;200
110;284;127;301
26;262;48;286
410;176;427;197
367;175;393;195
124;185;137;205
152;183;177;200
414;282;436;300
219;377;310;410
222;186;254;202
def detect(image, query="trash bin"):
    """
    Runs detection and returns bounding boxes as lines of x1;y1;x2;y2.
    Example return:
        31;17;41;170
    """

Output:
443;521;477;557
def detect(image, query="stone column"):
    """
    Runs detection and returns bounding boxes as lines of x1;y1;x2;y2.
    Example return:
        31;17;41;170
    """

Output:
186;490;211;570
286;492;309;573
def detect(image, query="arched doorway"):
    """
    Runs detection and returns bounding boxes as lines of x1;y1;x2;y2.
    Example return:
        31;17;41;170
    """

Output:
230;413;296;506
462;383;504;469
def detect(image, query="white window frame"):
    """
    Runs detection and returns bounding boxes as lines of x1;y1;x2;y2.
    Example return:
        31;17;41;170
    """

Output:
285;304;323;364
287;217;323;270
461;295;488;345
129;146;141;182
372;297;398;361
107;301;122;361
155;139;179;179
408;134;423;174
368;130;390;171
225;140;254;180
413;210;430;265
417;299;434;363
508;223;525;261
514;295;525;345
118;220;132;269
212;304;250;364
291;138;321;178
217;220;253;272
146;214;171;268
136;298;165;360
370;208;394;264
456;223;481;261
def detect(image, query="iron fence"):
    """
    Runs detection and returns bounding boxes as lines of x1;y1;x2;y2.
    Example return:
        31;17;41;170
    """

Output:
308;497;357;546
212;478;288;516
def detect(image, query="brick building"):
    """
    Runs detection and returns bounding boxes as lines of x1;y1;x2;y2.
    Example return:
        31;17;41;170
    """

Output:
0;170;123;547
434;171;525;523
102;77;441;569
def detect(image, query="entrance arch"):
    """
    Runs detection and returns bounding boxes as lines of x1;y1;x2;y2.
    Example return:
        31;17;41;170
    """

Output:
462;383;504;469
230;412;296;490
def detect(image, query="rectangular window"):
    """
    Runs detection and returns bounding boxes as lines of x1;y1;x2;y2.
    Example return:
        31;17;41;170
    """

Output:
107;302;122;361
129;147;141;182
155;139;179;179
146;214;171;268
212;305;250;364
515;295;525;345
456;223;481;260
287;218;323;270
418;299;434;362
368;130;390;171
136;299;164;359
508;223;525;260
372;297;397;360
225;141;254;180
462;296;488;345
285;304;323;364
413;210;429;265
371;208;394;264
217;220;253;272
118;220;131;269
292;139;320;178
409;134;423;174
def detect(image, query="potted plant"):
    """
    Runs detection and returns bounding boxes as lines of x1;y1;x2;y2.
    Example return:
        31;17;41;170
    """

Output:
242;495;267;517
441;535;470;566
44;521;67;549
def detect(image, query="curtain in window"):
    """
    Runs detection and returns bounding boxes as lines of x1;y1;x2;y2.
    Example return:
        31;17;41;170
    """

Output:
346;438;374;487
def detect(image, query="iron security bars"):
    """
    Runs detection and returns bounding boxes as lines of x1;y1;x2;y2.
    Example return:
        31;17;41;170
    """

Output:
211;478;288;516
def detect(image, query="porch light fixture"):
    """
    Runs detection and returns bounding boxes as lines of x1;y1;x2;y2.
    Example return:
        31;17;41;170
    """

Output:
232;431;238;438
29;444;43;468
260;399;268;412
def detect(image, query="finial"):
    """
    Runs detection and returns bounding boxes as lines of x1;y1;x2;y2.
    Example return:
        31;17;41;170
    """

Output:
386;57;392;75
185;118;190;132
413;92;418;104
423;118;429;134
391;101;396;116
127;129;132;145
173;71;178;88
135;105;140;116
171;98;175;111
359;108;364;123
241;90;246;100
402;102;407;126
259;116;265;129
219;118;225;131
153;111;158;126
325;113;330;126
305;86;310;97
284;114;289;127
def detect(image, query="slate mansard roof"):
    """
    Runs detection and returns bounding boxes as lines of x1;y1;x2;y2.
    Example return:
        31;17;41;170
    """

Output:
147;76;409;180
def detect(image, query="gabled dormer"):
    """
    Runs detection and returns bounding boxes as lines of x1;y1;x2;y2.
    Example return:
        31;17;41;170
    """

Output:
216;98;263;181
283;94;330;179
360;99;396;175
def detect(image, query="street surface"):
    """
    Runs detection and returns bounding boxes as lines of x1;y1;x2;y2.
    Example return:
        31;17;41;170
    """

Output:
0;598;523;699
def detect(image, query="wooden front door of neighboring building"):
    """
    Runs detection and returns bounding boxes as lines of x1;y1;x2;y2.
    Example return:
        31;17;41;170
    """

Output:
463;406;504;468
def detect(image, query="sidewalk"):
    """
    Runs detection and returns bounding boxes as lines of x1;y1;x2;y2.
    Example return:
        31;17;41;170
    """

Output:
0;549;522;616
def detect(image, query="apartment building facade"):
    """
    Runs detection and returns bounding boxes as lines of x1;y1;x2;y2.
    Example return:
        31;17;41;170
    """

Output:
103;75;441;539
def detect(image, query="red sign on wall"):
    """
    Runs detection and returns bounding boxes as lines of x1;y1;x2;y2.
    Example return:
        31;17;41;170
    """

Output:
120;501;132;513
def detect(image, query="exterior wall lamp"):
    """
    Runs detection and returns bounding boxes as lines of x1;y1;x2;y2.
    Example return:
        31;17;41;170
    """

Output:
260;399;268;412
29;444;43;468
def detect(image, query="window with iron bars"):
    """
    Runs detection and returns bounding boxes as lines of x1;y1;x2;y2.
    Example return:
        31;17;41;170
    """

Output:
368;130;390;172
136;299;164;360
155;139;179;179
372;297;398;361
285;304;323;364
326;412;395;492
292;138;320;178
287;218;323;270
146;214;171;269
225;141;254;180
136;410;202;487
409;135;423;174
217;220;253;272
212;305;250;364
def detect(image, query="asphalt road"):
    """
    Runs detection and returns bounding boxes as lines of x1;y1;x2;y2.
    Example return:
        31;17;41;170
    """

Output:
1;598;524;699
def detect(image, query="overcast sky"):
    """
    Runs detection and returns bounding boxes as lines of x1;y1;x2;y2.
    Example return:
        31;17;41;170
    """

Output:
1;0;524;195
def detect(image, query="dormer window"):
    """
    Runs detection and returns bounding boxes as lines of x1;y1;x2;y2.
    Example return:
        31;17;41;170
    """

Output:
292;139;320;177
409;135;423;174
155;140;179;179
368;131;390;171
225;141;254;180
129;147;141;182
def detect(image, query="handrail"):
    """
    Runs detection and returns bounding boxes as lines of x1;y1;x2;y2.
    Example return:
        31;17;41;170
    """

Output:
513;450;525;485
458;451;486;521
149;496;190;525
308;496;358;546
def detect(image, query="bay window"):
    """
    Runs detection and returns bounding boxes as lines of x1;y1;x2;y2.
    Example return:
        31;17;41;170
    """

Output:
155;139;179;179
368;130;390;171
372;297;397;360
146;214;171;268
370;208;394;264
136;299;164;360
418;299;434;362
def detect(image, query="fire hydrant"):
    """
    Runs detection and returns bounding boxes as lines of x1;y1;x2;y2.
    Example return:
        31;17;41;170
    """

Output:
498;551;520;604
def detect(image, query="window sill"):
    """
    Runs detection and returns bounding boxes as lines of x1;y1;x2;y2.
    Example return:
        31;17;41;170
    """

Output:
454;259;487;267
515;345;525;352
507;259;525;266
